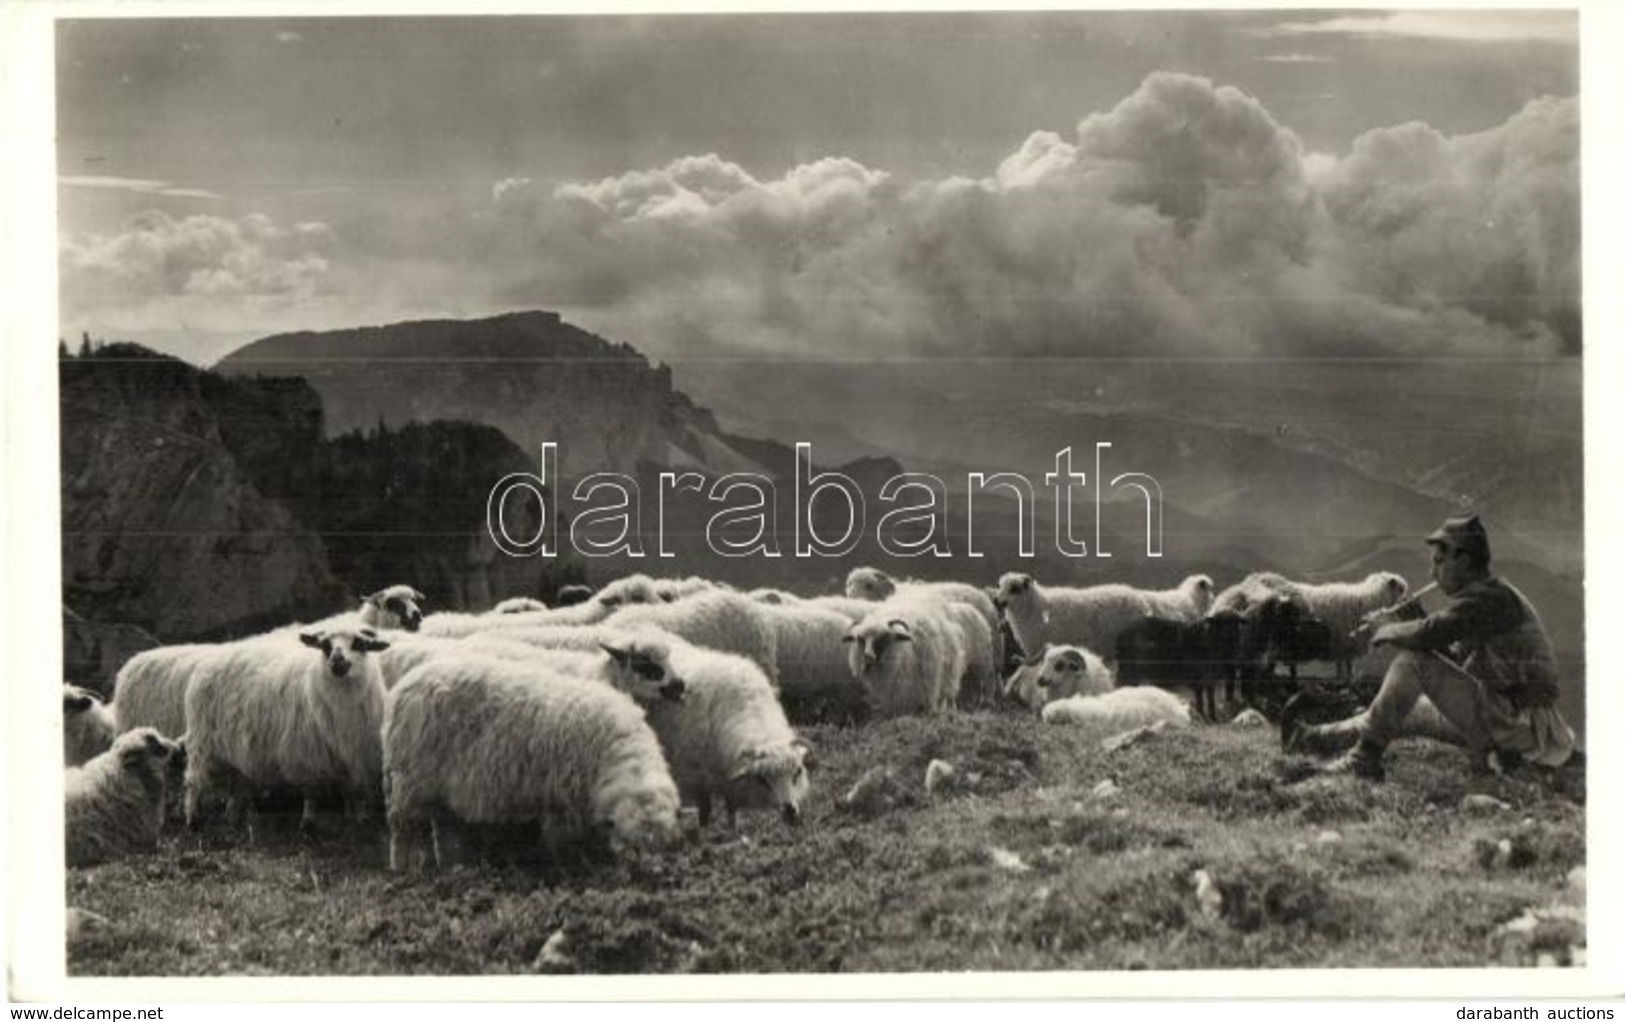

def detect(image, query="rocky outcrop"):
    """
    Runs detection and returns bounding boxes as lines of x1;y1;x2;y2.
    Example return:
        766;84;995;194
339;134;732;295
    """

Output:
60;345;344;640
61;607;159;697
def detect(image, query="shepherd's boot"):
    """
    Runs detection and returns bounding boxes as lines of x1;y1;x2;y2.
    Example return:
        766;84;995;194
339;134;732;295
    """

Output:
1315;737;1387;783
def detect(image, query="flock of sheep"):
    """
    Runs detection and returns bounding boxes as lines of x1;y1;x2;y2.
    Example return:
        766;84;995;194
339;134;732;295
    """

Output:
60;565;1413;873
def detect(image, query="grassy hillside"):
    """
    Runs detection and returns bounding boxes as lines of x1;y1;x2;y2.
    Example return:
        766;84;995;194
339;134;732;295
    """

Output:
65;710;1584;977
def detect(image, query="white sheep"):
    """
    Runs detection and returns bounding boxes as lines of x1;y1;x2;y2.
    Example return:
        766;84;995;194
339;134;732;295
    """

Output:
382;654;681;871
845;567;1003;673
1040;687;1192;730
844;597;965;717
1143;574;1217;622
1003;643;1116;715
379;631;687;704
608;589;780;687
1295;571;1409;678
757;602;871;724
994;572;1160;664
64;684;117;767
804;595;881;622
300;585;428;634
182;624;392;834
110;643;213;739
641;644;811;828
65;728;185;867
419;587;627;638
492;596;548;614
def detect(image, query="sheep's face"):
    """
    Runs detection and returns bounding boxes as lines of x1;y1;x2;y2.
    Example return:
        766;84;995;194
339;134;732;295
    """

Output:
63;685;101;717
1374;572;1408;604
113;727;185;786
843;618;912;678
600;640;686;703
365;585;425;632
844;567;896;602
301;627;391;680
1185;575;1217;615
1000;644;1050;709
1036;645;1112;703
600;783;682;853
994;573;1036;609
63;685;115;765
554;585;595;608
726;743;812;826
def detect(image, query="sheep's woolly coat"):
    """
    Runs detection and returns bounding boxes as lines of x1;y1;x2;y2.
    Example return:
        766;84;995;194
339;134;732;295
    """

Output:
641;646;810;826
1005;644;1115;713
996;574;1156;665
65;728;184;867
845;597;966;717
419;593;621;638
1040;686;1192;730
382;656;680;867
1143;575;1217;623
492;596;548;614
111;644;213;739
183;630;388;818
609;590;780;687
64;685;117;767
845;568;1004;671
1296;572;1409;665
758;602;866;719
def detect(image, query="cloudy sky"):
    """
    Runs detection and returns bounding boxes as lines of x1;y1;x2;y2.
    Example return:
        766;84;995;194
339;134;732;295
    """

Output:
55;9;1580;366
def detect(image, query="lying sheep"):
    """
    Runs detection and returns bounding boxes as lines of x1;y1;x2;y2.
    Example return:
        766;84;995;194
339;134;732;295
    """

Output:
492;596;548;614
844;597;965;717
1003;644;1115;715
994;573;1159;664
64;684;117;767
1114;615;1243;720
1040;686;1193;730
383;654;681;871
183;625;391;834
608;589;780;687
642;645;812;828
65;728;185;867
758;602;871;725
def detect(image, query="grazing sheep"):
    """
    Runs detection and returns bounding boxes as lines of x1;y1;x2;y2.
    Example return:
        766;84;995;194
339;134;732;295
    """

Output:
110;643;214;739
1040;686;1192;730
382;655;681;871
553;584;596;608
379;632;687;704
183;625;391;834
1114;615;1243;720
608;589;780;687
844;597;965;717
994;573;1158;664
493;596;548;614
1206;573;1313;694
642;645;812;828
65;728;185;867
1004;643;1115;714
1295;572;1408;679
758;602;871;725
64;684;117;767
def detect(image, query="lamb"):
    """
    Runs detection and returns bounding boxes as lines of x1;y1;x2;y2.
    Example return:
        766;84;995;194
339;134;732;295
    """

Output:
608;589;780;687
757;602;871;725
382;654;681;871
182;624;391;834
1003;643;1115;715
64;685;118;767
1040;686;1193;730
379;631;687;704
994;572;1160;664
492;596;548;614
1114;615;1243;720
641;645;812;828
1295;572;1409;679
65;728;185;867
843;597;965;717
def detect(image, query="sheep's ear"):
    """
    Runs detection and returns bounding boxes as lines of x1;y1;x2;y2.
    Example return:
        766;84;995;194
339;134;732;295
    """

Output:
358;635;392;653
299;630;325;650
64;690;96;712
886;619;912;641
410;588;426;603
361;590;383;606
729;749;768;781
841;631;857;644
600;643;630;666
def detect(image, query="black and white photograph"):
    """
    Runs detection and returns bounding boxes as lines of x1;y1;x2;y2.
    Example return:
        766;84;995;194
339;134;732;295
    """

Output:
7;0;1622;1000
